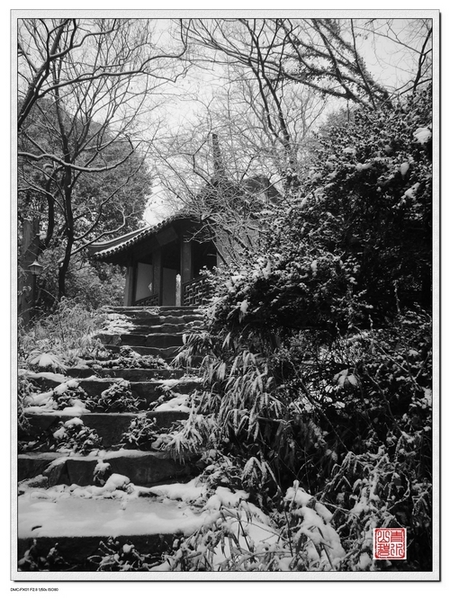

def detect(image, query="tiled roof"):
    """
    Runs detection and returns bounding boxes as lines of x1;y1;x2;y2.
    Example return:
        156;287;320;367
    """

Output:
88;176;280;263
88;211;197;261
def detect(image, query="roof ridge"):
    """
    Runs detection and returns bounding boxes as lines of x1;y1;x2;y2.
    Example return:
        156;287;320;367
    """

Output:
88;209;199;262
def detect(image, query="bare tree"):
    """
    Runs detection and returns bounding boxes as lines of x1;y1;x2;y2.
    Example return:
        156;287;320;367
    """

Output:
149;17;433;211
17;18;187;130
356;18;433;96
150;48;328;209
181;18;433;109
17;18;188;300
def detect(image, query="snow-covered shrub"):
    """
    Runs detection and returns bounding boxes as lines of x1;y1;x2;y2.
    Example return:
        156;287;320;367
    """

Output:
85;379;140;413
18;540;70;572
88;538;159;572
206;85;432;336
165;307;432;569
161;85;433;569
19;297;106;369
28;351;66;373
17;374;37;432
50;381;90;411
121;414;176;451
20;417;103;454
150;479;345;572
281;481;346;570
319;435;432;571
52;418;103;454
89;345;169;370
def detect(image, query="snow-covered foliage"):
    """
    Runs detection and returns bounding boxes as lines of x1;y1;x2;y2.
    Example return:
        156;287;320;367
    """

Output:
121;414;168;451
20;377;92;415
206;86;432;334
168;308;432;569
87;345;170;370
85;379;140;413
155;86;433;572
20;415;103;454
29;351;66;373
144;478;347;572
19;298;106;371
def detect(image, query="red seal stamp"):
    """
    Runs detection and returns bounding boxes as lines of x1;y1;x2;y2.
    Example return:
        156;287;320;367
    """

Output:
373;528;407;560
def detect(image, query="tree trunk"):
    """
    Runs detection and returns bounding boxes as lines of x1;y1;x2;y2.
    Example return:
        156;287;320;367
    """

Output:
19;218;40;325
58;234;73;299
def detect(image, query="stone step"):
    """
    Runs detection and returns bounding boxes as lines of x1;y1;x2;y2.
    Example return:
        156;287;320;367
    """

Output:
104;344;183;360
105;304;202;312
20;410;189;448
136;315;202;325
101;345;204;367
77;377;199;402
22;369;187;394
17;300;209;573
66;366;186;381
18;448;193;487
115;322;202;335
98;332;185;348
104;310;202;323
106;307;203;324
18;492;210;570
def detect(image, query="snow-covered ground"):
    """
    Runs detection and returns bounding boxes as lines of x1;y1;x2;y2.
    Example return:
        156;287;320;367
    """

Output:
18;472;346;572
18;474;275;551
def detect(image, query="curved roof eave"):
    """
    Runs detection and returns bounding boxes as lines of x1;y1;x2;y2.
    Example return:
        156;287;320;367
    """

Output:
88;211;199;262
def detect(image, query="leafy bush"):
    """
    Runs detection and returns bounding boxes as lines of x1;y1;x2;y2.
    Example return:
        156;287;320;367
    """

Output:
157;87;433;571
18;541;71;572
17;374;37;432
20;417;103;454
50;383;91;410
150;480;346;573
207;86;432;336
19;297;106;368
164;308;432;569
85;379;140;413
88;538;160;572
318;437;432;571
121;415;162;450
88;345;170;370
35;249;125;313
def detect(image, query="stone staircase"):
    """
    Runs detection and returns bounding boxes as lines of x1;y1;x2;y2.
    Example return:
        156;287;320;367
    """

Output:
17;305;207;571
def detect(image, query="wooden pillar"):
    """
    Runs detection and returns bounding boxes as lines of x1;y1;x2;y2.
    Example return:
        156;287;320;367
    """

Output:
153;249;162;304
180;237;192;282
123;265;134;306
180;235;192;307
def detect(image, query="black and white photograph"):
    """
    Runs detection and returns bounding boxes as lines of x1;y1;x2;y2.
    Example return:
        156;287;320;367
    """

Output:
10;7;440;587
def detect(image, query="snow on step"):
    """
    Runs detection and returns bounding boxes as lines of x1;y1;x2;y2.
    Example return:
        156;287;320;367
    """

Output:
18;476;282;572
18;448;193;487
18;475;268;544
18;494;217;540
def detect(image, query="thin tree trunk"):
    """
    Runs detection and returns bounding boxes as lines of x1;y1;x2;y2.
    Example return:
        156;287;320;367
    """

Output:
58;234;73;299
